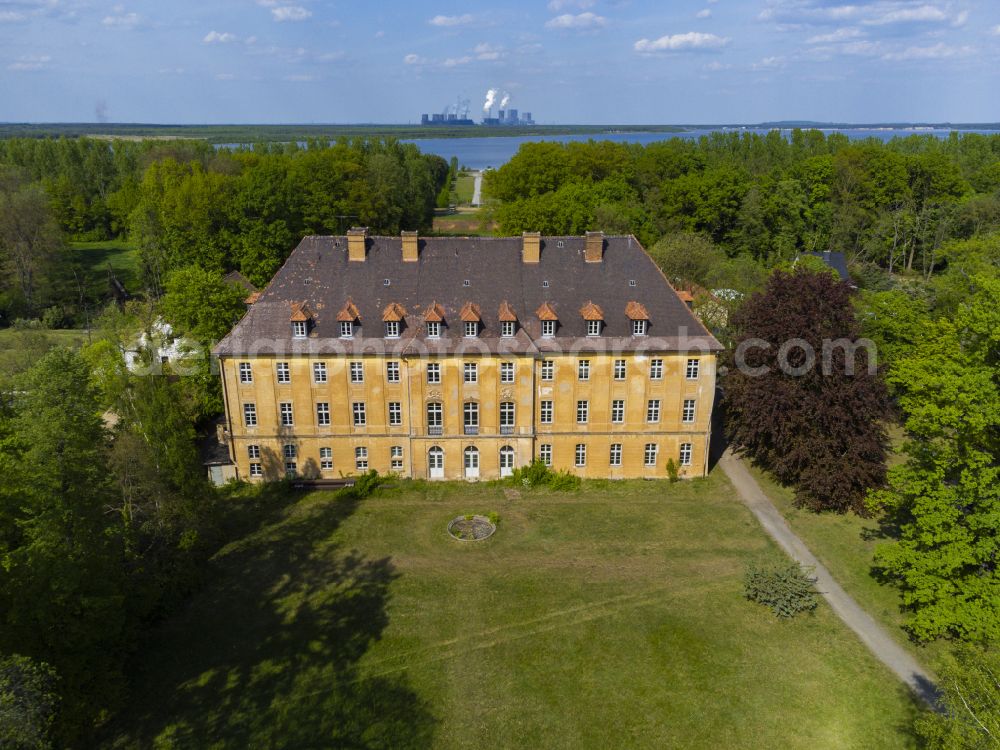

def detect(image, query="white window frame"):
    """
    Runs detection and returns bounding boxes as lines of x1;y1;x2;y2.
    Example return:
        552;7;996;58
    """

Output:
285;461;297;476
646;400;660;424
388;401;402;426
292;321;307;338
350;361;364;384
386;361;400;383
276;362;290;384
501;321;515;338
463;362;477;383
578;359;590;381
248;444;260;460
249;462;262;477
427;402;443;428
683;399;696;423
352;401;367;426
313;362;327;384
390;445;404;471
541;360;554;381
540;400;553;424
463;401;479;428
610;443;622;467
611;399;624;424
686;358;700;379
541;319;555;338
426;321;441;338
283;443;297;460
464;321;478;338
500;401;515;427
320;447;333;470
279;402;294;426
316;402;331;426
680;443;692;467
632;319;648;336
577;400;589;424
650;359;663;380
339;321;353;339
239;362;253;383
355;446;369;470
500;361;514;383
427;362;441;384
575;443;587;467
539;444;552;466
385;320;400;339
614;359;626;380
243;403;257;427
586;319;601;337
644;443;658;467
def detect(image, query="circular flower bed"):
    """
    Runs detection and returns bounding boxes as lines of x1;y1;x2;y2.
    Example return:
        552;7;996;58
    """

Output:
448;515;496;542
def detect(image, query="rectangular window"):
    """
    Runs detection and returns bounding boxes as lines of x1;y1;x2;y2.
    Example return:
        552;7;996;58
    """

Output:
577;400;589;424
650;359;663;380
427;402;442;430
587;319;601;336
352;402;366;426
575;443;587;467
500;401;515;428
355;447;368;470
386;361;400;383
427;362;441;384
501;321;515;337
464;362;477;383
279;402;294;426
316;402;331;426
390;445;404;471
243;403;257;427
320;447;333;471
285;461;297;476
541;359;554;381
578;359;590;381
682;399;696;423
686;359;700;379
313;362;327;384
283;443;297;459
680;443;692;467
249;462;262;477
385;320;400;339
540;400;553;424
464;321;478;338
646;400;660;424
633;319;648;336
614;359;626;380
500;361;514;383
350;361;364;383
463;402;479;429
541;320;555;337
426;321;440;338
611;399;624;424
248;444;260;460
239;362;253;383
292;321;306;338
610;443;622;467
538;444;552;466
388;401;402;426
276;362;290;384
644;443;658;467
339;321;353;338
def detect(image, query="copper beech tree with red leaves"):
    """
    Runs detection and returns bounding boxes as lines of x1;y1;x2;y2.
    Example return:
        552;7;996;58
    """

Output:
723;267;890;513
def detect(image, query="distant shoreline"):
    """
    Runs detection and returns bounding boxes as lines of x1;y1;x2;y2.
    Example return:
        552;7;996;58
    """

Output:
1;121;998;143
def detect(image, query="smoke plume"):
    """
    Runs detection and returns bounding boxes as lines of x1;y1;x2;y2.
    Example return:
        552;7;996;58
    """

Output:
500;92;510;109
482;88;497;114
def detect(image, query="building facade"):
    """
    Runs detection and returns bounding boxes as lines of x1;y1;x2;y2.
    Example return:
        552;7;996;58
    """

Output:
214;230;722;482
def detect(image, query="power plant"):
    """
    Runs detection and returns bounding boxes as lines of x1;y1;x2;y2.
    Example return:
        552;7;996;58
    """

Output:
420;89;535;127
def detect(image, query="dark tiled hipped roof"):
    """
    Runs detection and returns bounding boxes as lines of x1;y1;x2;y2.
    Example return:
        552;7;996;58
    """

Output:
214;234;722;357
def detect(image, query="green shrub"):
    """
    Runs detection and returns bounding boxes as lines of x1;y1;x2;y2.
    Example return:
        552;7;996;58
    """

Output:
487;512;500;525
509;461;580;491
666;458;679;483
743;562;818;618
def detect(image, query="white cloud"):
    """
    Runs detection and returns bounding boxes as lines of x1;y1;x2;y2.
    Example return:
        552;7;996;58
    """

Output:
992;24;1000;36
882;42;974;59
429;14;473;27
7;54;51;71
545;12;607;29
474;42;503;60
284;73;316;81
752;55;785;69
403;53;426;65
704;60;732;71
696;9;712;19
271;5;310;22
203;30;237;43
863;4;948;26
0;10;27;22
443;55;472;66
761;1;964;28
634;31;731;53
102;11;140;28
214;73;235;80
952;10;968;27
547;0;595;9
806;27;862;43
374;30;384;38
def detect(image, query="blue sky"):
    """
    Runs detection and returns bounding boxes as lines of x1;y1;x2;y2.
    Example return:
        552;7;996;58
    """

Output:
2;0;999;123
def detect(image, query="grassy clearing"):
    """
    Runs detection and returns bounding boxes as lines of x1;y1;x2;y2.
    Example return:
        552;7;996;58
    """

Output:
747;465;948;674
453;172;475;204
68;240;142;300
0;327;93;377
432;208;495;236
104;473;922;749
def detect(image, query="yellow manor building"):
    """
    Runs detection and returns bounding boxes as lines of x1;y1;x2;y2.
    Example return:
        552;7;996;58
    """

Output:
213;229;722;482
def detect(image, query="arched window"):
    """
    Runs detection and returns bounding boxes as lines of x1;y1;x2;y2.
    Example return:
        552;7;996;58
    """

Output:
499;446;515;478
428;446;444;479
464;446;480;478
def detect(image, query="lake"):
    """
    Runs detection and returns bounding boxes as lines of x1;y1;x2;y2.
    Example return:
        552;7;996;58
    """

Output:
402;127;1000;170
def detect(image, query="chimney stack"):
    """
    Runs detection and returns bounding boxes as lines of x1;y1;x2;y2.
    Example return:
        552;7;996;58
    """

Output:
401;230;419;262
347;227;368;262
584;231;604;263
522;231;541;264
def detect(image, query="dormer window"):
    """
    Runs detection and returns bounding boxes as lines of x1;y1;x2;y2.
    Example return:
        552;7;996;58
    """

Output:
340;321;353;338
536;302;558;339
426;321;440;338
501;321;515;337
290;301;312;338
625;301;650;337
587;320;601;337
460;302;481;339
385;321;400;338
633;319;648;336
292;321;307;338
464;321;478;338
337;300;360;339
579;301;604;337
382;302;406;340
541;320;555;337
498;301;518;339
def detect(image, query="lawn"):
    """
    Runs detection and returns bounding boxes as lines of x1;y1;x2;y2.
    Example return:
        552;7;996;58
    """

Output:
68;240;142;300
453;171;475;205
103;473;922;749
747;465;948;674
432;208;496;236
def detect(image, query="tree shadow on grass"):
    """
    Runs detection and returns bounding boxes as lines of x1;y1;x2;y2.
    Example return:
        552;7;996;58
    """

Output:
106;489;436;749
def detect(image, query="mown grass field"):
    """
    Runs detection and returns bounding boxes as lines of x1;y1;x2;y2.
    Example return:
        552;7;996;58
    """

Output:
68;240;142;299
453;171;475;204
104;473;922;749
432;208;495;236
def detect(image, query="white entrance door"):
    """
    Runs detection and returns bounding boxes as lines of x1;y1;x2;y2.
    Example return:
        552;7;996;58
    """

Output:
499;446;515;478
428;447;444;479
464;447;480;479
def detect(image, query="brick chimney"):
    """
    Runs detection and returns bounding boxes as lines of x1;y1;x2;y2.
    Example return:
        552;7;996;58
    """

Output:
401;230;419;262
584;231;604;263
522;231;541;264
347;227;368;262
